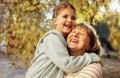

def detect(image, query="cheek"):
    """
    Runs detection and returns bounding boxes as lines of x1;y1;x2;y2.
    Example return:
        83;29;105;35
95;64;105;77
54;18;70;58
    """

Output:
86;37;90;43
79;37;89;46
57;20;64;26
55;17;62;24
66;38;69;45
67;37;72;45
83;37;90;47
81;37;87;42
73;21;76;25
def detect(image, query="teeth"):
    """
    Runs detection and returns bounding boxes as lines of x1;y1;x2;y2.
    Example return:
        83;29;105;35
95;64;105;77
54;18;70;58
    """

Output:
65;24;72;27
71;39;77;43
67;24;72;26
65;25;71;27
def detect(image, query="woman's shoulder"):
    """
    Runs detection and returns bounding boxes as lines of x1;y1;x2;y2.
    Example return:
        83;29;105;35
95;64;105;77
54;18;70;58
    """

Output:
80;62;103;72
84;62;103;70
63;62;103;78
76;62;103;78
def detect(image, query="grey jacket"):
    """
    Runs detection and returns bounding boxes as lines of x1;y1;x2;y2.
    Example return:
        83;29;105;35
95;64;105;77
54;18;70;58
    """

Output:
25;30;100;78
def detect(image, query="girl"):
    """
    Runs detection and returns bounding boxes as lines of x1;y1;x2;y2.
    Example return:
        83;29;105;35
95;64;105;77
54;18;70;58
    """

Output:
25;2;100;78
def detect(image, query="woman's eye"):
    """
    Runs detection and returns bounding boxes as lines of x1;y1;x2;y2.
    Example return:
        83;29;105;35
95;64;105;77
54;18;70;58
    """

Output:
71;30;76;33
80;33;84;35
80;33;87;36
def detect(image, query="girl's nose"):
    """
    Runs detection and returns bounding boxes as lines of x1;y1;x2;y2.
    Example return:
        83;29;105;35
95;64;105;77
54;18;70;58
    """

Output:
67;17;72;22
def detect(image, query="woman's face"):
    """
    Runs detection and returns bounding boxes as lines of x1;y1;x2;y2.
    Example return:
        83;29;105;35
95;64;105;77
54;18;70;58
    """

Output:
67;26;90;53
53;7;76;37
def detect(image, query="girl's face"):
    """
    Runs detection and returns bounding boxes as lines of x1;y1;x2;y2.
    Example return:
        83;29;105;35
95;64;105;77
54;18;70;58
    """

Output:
67;26;90;54
53;7;76;37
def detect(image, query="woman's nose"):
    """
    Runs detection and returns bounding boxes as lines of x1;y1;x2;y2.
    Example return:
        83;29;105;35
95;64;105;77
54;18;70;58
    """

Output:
73;32;79;37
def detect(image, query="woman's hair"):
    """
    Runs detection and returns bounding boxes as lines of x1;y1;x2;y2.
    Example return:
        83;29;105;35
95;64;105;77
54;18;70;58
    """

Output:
76;23;101;55
52;2;76;18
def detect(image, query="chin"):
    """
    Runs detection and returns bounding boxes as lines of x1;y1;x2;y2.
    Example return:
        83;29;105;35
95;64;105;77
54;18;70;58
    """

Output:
64;32;70;35
64;29;71;33
68;45;75;49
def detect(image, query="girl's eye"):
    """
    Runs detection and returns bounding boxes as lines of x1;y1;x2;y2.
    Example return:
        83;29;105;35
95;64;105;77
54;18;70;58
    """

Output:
71;16;76;20
63;15;68;18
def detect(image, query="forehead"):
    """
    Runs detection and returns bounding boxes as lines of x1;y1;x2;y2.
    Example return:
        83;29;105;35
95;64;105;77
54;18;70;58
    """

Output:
58;7;75;15
73;26;87;32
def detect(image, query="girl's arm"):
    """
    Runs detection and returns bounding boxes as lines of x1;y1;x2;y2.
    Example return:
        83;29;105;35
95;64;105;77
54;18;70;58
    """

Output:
43;31;100;72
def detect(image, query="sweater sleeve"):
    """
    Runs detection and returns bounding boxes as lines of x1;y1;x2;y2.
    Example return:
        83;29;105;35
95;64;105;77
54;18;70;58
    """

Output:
43;32;100;72
63;63;103;78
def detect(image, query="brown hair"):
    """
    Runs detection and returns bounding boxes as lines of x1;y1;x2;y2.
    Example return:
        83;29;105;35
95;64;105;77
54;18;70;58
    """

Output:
76;23;101;55
52;2;76;18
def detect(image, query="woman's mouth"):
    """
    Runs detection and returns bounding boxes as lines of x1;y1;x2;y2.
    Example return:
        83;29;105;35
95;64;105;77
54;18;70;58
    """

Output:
70;38;78;44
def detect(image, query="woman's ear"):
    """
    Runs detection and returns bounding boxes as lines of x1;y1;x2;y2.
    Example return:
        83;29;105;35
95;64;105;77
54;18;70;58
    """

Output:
86;45;91;51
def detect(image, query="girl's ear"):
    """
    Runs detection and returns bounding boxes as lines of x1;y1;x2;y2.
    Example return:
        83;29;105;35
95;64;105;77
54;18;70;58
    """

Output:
52;18;56;25
52;18;56;29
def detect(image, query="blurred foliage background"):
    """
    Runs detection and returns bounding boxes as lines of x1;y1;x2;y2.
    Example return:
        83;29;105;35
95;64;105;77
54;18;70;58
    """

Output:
0;0;120;67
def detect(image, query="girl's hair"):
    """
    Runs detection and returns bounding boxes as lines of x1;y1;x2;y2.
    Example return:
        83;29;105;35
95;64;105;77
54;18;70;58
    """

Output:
76;23;101;55
52;2;76;18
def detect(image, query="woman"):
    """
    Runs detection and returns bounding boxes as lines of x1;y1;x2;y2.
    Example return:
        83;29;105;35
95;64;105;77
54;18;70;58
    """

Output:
63;23;103;78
